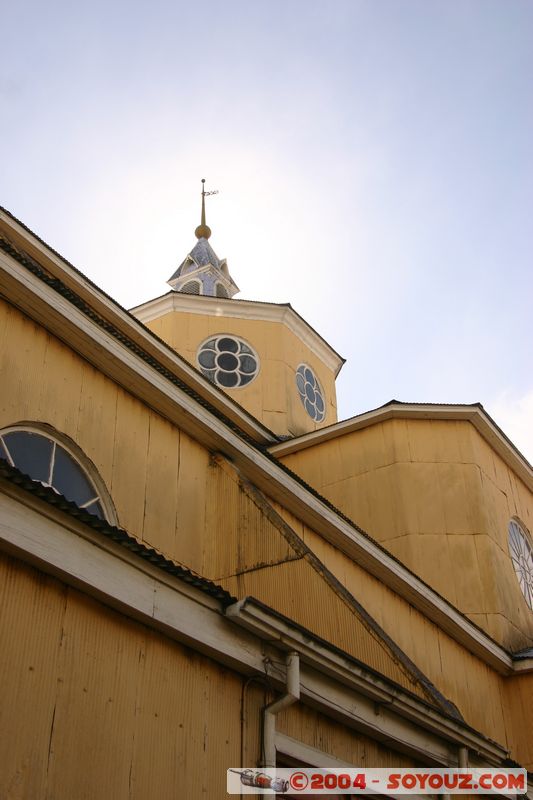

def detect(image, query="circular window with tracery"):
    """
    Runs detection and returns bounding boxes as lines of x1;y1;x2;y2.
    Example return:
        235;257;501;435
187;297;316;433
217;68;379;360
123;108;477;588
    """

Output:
295;364;326;422
0;426;115;522
508;519;533;611
197;335;259;389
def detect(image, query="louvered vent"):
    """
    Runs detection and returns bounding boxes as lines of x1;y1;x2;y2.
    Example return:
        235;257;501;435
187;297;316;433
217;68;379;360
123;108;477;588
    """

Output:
181;281;201;295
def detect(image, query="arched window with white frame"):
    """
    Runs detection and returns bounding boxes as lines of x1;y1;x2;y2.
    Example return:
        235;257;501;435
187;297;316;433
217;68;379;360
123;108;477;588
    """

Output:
0;423;117;524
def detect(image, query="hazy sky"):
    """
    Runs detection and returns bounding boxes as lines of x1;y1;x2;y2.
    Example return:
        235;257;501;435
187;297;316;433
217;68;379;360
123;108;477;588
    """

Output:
1;0;532;460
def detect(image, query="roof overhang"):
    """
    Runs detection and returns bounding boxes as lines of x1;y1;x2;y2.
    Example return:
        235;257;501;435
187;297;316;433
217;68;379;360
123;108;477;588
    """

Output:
0;475;512;768
0;209;523;678
130;291;345;377
270;402;533;493
0;208;276;446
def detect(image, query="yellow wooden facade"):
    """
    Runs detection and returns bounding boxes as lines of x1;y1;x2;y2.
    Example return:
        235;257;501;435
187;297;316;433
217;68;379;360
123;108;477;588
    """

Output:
277;417;533;651
0;208;532;798
132;292;343;437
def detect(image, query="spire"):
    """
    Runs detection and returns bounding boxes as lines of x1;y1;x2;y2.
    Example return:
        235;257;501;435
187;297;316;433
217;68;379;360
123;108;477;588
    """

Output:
167;180;240;299
194;178;216;240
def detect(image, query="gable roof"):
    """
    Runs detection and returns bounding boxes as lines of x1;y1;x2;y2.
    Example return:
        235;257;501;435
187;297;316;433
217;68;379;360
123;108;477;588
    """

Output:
0;207;521;676
270;400;533;492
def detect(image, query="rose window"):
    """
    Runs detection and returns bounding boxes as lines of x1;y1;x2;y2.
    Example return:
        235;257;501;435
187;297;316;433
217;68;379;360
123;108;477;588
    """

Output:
197;335;259;389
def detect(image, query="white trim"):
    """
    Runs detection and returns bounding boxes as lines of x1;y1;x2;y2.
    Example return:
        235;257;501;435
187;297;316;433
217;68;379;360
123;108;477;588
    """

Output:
130;292;345;376
0;242;516;674
275;735;431;800
0;483;510;766
269;403;533;492
225;598;508;762
275;733;355;767
0;243;274;445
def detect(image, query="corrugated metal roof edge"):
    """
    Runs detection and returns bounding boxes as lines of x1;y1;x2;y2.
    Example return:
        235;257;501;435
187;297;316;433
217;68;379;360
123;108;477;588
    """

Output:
273;398;533;473
0;460;236;606
240;596;513;750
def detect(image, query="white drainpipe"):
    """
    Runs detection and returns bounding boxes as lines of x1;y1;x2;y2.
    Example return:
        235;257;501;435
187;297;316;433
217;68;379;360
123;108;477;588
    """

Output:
263;651;300;768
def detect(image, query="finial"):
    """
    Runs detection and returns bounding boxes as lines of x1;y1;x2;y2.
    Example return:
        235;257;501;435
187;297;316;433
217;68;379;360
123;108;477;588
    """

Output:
195;178;218;239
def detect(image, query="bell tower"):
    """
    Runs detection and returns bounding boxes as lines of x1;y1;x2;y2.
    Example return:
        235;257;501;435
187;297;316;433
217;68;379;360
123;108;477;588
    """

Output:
130;182;344;436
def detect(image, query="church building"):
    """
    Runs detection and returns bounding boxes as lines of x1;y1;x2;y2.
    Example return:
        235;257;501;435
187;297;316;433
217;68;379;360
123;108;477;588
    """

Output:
0;184;531;798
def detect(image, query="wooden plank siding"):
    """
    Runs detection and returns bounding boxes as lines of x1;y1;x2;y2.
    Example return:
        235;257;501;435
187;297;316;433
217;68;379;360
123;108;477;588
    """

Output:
0;552;427;798
1;298;531;769
279;418;533;650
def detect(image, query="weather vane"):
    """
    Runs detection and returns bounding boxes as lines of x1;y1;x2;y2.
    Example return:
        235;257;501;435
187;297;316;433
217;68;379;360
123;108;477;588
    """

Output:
195;178;218;240
201;177;219;198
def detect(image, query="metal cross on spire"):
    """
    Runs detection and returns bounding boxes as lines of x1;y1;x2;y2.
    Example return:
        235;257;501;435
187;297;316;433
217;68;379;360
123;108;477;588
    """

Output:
195;178;219;240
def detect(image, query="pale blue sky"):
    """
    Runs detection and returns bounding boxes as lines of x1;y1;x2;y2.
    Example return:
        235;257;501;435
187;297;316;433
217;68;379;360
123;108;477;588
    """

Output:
1;0;532;458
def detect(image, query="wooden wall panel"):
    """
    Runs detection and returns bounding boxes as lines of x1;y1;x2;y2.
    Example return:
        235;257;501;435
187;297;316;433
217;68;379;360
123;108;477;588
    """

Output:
0;553;246;799
279;703;418;768
501;673;533;770
0;555;66;799
280;418;533;650
142;413;180;556
223;558;430;702
291;522;511;752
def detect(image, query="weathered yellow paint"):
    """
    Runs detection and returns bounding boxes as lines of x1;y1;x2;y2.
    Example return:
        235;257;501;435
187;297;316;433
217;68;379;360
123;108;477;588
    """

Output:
501;673;533;769
278;703;419;767
145;310;338;437
280;417;533;650
0;299;209;570
1;295;532;770
277;509;513;754
0;553;249;798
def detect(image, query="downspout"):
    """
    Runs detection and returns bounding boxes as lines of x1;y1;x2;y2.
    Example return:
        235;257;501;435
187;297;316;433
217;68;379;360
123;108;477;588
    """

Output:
443;745;469;800
263;651;300;768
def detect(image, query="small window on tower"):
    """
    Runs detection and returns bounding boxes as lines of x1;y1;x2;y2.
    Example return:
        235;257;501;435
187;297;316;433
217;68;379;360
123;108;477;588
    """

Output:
181;280;201;295
197;335;259;388
295;364;326;422
216;283;229;298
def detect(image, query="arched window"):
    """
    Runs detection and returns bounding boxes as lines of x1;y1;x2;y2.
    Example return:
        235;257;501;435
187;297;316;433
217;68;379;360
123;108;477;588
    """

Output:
0;425;117;523
215;283;229;298
181;280;201;295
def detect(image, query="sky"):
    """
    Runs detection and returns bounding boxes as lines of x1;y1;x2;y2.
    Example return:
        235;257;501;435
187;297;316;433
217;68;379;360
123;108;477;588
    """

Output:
1;0;532;461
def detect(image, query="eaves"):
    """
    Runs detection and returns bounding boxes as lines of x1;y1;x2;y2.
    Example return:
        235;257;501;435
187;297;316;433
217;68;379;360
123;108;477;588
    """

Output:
0;218;519;677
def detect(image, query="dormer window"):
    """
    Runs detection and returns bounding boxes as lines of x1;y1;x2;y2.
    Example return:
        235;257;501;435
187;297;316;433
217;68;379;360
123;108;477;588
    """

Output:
181;280;201;295
0;425;116;523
